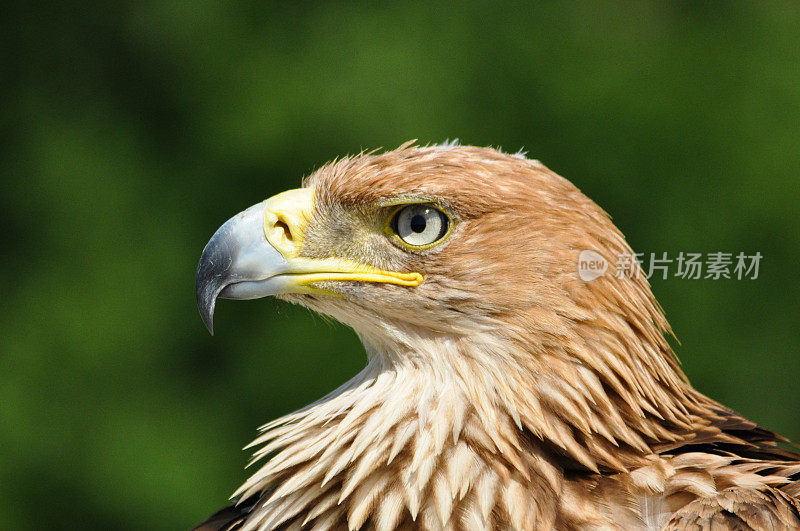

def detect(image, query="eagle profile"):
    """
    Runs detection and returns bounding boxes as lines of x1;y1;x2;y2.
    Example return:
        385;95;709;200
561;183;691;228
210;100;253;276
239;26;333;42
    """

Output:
194;143;800;530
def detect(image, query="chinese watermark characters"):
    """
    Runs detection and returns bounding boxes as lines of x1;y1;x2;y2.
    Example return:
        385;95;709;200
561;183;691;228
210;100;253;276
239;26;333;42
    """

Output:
578;251;761;282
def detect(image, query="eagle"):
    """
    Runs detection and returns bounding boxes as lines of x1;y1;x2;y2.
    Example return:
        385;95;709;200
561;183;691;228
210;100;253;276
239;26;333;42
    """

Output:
194;143;800;530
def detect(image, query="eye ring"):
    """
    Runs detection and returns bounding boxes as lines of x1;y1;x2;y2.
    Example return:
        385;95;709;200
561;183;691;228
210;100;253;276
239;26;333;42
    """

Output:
388;204;452;249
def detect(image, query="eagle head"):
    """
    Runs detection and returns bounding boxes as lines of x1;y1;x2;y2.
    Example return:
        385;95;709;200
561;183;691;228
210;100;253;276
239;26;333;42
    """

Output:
192;143;790;530
198;144;672;377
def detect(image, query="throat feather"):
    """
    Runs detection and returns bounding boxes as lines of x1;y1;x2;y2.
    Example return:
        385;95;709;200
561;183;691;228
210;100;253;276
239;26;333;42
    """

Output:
232;331;694;529
234;363;563;529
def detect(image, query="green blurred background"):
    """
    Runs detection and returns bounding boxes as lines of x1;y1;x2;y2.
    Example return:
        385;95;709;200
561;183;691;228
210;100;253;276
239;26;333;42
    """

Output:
2;2;799;529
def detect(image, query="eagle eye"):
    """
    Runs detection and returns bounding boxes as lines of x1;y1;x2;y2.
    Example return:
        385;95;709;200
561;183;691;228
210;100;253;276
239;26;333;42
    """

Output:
389;204;450;248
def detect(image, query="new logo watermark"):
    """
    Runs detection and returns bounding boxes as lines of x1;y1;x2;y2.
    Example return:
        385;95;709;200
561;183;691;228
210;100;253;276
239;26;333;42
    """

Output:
577;250;762;282
577;250;608;281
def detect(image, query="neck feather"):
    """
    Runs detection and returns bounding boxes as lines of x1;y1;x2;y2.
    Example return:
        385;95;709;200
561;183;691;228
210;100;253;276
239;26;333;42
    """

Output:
232;330;700;529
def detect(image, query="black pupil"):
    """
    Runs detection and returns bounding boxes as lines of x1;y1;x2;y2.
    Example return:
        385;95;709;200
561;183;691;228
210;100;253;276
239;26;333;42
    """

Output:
410;214;427;233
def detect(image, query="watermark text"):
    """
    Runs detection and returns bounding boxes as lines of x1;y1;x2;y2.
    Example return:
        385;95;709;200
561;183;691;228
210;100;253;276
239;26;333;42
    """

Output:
578;251;761;282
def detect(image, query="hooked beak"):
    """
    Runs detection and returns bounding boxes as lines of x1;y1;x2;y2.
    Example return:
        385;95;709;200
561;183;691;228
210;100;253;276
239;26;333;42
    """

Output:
195;187;423;334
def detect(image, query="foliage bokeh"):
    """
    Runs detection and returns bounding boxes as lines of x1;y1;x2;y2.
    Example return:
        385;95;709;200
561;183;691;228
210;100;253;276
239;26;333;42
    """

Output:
2;2;799;529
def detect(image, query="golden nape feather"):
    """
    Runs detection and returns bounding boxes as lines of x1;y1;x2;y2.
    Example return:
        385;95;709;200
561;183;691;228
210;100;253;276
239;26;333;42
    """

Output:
193;142;800;530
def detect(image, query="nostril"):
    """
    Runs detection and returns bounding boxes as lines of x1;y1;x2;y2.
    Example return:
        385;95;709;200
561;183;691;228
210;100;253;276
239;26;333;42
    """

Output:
275;219;292;241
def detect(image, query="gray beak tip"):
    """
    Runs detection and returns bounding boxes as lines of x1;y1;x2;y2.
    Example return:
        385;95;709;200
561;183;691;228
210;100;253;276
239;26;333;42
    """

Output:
195;262;219;335
196;226;233;335
195;200;286;335
200;302;215;335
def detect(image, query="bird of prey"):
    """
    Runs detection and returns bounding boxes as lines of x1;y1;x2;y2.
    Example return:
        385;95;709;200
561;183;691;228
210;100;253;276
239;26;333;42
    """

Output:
194;143;800;530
